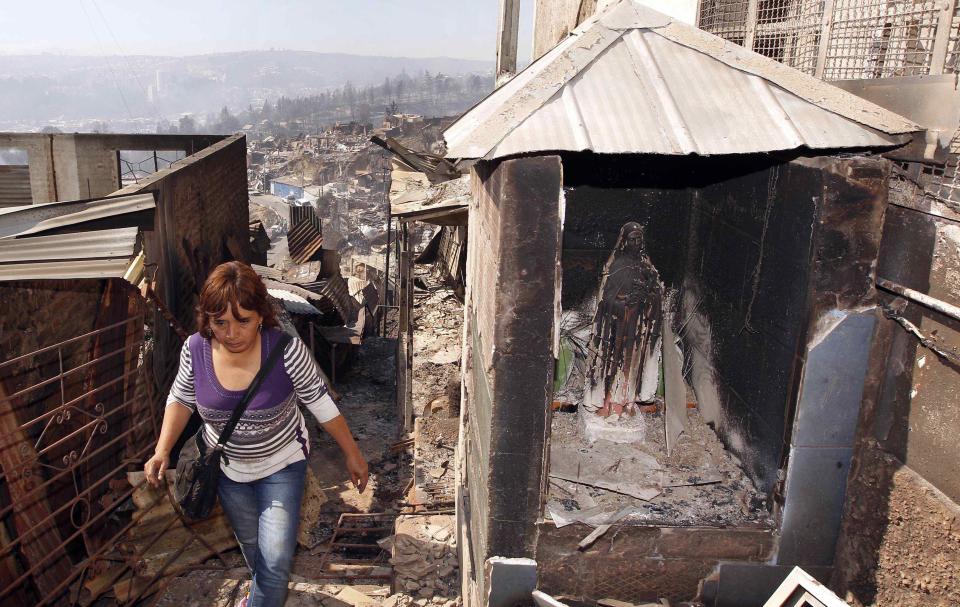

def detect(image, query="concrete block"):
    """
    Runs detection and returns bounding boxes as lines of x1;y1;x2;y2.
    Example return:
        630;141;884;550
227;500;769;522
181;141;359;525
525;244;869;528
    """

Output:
793;312;875;448
485;557;537;607
777;445;854;566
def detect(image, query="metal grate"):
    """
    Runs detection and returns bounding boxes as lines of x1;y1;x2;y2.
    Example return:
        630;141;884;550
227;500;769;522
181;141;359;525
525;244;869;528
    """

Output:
821;0;943;78
754;0;826;74
891;126;960;210
312;512;395;581
928;127;960;204
946;3;960;73
698;0;750;45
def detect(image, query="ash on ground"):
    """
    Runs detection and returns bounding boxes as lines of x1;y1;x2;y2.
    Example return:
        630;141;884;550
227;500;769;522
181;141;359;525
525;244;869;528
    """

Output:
547;406;773;528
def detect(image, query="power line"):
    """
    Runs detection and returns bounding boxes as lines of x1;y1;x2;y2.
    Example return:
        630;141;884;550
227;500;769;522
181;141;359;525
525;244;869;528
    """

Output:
78;0;135;124
89;0;165;125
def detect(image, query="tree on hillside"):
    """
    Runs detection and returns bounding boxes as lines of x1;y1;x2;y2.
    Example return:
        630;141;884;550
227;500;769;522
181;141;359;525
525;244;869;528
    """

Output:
178;115;196;134
217;106;241;133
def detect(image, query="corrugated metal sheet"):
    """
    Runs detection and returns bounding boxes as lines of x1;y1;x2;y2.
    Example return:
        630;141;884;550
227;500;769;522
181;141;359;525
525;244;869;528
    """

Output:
266;288;321;316
0;227;140;281
390;174;470;222
250;263;284;281
0;227;138;263
287;219;323;265
0;193;156;239
296;273;361;324
0;259;137;281
290;205;321;232
0;165;32;208
444;0;920;160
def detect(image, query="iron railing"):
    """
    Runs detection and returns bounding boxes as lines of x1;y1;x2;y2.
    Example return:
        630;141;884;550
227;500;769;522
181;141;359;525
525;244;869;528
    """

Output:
0;312;225;605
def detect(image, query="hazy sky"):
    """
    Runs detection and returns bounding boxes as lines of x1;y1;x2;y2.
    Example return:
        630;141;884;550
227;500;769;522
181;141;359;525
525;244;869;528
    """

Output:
0;0;534;61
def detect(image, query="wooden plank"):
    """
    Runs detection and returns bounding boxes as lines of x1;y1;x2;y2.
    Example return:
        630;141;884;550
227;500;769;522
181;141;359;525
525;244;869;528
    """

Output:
0;380;74;600
496;0;521;84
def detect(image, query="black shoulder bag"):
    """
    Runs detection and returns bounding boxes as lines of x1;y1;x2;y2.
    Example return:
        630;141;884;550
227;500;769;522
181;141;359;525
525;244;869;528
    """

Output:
174;333;292;521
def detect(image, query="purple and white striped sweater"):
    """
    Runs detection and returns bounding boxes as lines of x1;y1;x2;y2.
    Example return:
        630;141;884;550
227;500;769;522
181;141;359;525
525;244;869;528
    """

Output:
166;328;340;482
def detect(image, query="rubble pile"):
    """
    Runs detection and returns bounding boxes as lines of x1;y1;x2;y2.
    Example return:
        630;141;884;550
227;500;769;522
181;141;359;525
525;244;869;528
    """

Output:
388;514;460;606
412;416;458;509
412;273;463;418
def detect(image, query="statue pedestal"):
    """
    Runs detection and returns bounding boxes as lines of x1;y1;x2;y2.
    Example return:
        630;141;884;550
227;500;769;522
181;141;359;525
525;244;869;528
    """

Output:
580;409;647;444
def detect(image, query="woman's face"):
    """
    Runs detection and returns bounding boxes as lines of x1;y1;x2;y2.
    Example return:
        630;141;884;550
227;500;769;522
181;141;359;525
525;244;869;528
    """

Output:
209;303;263;354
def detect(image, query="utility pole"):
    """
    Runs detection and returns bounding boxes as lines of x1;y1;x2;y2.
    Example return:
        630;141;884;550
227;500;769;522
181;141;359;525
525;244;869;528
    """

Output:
496;0;520;88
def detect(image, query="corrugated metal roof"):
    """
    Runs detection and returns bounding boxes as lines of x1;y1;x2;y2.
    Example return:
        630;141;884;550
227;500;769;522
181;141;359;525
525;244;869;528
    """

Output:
0;193;156;239
250;263;284;281
0;227;140;282
444;0;920;160
296;273;361;324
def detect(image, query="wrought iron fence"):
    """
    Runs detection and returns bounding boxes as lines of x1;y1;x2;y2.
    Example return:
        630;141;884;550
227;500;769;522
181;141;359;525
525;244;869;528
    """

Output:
698;0;960;78
0;311;224;605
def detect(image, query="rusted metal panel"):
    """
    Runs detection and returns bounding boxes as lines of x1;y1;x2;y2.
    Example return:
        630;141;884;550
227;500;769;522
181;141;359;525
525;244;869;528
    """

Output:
287;218;324;264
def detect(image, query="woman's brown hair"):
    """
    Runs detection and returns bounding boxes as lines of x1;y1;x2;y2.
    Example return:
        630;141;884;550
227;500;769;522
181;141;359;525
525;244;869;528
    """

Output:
196;261;279;336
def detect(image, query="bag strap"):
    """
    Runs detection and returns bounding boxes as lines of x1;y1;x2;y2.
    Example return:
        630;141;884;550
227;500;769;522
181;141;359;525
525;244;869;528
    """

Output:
214;332;292;451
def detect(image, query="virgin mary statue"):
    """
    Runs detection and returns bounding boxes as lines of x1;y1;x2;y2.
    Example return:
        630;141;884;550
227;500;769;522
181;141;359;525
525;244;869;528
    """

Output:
582;222;663;421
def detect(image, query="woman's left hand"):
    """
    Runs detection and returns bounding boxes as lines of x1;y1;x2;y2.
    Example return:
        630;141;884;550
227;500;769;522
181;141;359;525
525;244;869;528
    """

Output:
346;452;369;493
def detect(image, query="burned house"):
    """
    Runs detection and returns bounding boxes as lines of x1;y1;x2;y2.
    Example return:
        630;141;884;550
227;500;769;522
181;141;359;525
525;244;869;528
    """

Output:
446;2;925;606
694;1;960;604
0;133;250;605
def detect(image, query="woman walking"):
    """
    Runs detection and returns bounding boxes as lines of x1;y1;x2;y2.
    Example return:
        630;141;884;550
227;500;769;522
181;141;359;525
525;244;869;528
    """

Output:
144;261;368;607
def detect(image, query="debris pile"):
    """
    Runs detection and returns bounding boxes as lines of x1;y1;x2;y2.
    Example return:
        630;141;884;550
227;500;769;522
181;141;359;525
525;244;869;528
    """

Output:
81;471;239;605
412;273;463;417
388;514;460;606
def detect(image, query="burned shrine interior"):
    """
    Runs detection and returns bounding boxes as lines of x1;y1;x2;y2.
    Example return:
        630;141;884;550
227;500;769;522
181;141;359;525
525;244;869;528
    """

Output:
547;151;830;531
456;143;894;604
544;148;887;529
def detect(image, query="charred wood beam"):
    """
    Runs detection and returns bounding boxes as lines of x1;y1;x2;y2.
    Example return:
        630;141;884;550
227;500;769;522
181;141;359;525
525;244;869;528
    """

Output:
877;277;960;322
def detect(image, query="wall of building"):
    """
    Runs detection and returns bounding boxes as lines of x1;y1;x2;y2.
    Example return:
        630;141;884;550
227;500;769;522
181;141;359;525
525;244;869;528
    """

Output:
0;133;223;204
459;156;563;607
112;134;250;375
831;188;960;606
270;181;304;200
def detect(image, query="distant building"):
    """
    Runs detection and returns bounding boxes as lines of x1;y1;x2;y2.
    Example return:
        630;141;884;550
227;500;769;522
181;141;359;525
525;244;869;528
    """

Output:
270;174;310;200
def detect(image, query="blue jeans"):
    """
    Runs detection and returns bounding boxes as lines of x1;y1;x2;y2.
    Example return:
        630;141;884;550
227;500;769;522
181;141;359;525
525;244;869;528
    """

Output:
218;459;307;607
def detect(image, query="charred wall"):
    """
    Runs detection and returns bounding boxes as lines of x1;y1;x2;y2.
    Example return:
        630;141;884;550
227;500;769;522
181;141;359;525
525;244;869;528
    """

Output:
831;183;960;606
560;154;693;307
681;156;821;495
460;156;562;607
558;153;821;495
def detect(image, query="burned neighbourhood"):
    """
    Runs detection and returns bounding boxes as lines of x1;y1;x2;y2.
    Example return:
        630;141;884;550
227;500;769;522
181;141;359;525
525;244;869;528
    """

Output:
0;1;958;606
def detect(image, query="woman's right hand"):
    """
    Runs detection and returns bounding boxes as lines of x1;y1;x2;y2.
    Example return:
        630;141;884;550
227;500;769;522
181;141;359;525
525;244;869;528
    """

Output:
144;451;170;488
